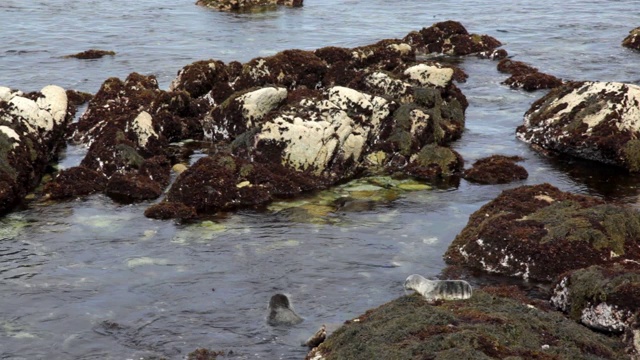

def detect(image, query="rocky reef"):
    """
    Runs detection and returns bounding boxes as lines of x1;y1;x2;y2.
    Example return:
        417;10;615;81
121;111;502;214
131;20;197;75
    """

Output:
516;81;640;171
195;0;302;12
623;27;640;51
443;183;640;282
0;85;72;214
306;288;627;360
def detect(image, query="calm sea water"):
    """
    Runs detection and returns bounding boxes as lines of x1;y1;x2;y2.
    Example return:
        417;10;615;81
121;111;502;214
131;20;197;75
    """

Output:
1;1;639;359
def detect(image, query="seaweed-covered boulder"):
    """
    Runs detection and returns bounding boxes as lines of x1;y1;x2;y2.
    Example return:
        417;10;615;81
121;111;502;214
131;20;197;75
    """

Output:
44;166;108;199
306;287;627;360
444;183;640;282
551;264;640;356
403;20;503;56
144;201;197;220
64;49;115;59
195;0;302;12
463;155;528;184
497;59;562;91
622;27;640;51
516;81;640;171
0;85;72;214
404;144;464;180
551;263;640;330
160;153;327;214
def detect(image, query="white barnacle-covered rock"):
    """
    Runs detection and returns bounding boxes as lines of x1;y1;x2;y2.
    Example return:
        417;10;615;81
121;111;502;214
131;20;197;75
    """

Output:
130;111;157;148
238;86;287;124
254;86;392;175
404;63;454;88
387;43;413;55
0;126;21;148
364;72;412;102
517;81;640;171
580;303;632;333
2;85;68;135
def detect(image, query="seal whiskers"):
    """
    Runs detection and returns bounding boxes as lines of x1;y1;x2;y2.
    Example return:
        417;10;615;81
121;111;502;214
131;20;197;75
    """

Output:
404;274;472;301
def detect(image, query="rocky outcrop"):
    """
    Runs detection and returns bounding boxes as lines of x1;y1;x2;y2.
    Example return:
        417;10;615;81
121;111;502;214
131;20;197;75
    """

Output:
403;20;502;56
551;264;640;356
51;73;203;203
622;27;640;51
444;183;640;282
516;81;640;171
306;288;627;360
0;85;72;213
195;0;302;12
463;155;528;184
497;59;562;91
44;166;107;199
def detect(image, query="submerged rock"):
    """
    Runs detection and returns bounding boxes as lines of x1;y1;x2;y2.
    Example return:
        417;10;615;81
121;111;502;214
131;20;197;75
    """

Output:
0;85;72;214
64;49;115;60
622;27;640;51
517;81;640;171
444;183;640;282
463;155;528;184
306;288;626;360
195;0;302;12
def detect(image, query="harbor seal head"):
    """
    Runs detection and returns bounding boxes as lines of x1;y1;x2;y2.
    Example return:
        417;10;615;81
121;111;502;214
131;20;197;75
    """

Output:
404;274;472;301
267;293;303;326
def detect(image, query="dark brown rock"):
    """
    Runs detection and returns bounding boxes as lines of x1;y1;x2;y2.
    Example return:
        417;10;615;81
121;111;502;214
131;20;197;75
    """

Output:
444;183;640;282
105;173;163;203
622;27;640;50
406;21;502;56
497;59;538;75
65;90;93;107
196;0;302;12
144;201;197;220
504;72;563;91
44;166;108;199
64;49;115;60
463;155;528;184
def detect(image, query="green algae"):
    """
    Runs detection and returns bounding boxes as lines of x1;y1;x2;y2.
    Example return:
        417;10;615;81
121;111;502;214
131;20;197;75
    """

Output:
315;291;626;360
527;201;640;255
622;139;640;172
411;144;459;176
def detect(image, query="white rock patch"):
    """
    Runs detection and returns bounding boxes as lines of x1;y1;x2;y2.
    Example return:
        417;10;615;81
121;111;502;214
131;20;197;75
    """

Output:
131;111;157;148
0;126;20;148
238;87;287;125
404;63;454;88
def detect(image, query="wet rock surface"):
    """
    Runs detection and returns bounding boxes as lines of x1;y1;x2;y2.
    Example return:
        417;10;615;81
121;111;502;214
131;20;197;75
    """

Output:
516;81;640;171
463;155;528;184
44;166;108;199
497;58;563;91
444;183;640;282
622;27;640;50
0;85;72;214
195;0;302;12
306;288;627;360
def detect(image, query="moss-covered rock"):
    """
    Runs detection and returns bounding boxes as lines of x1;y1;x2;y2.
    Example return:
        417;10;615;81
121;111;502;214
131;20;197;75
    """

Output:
463;155;528;184
404;20;503;56
306;288;627;360
44;166;108;199
516;81;640;171
497;59;562;91
63;49;115;60
622;27;640;51
444;183;640;282
405;144;464;180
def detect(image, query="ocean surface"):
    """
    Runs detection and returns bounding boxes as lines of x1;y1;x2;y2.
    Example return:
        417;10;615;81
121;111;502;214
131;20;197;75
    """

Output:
1;1;639;359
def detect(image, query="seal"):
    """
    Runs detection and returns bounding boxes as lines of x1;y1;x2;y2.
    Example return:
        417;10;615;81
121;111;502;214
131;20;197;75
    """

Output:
404;274;473;301
267;293;303;326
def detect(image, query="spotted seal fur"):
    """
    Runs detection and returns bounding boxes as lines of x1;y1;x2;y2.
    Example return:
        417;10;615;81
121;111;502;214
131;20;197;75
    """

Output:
404;274;473;301
267;293;303;326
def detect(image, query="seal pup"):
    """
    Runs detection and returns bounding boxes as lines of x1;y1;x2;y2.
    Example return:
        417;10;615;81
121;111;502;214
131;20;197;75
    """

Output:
267;293;303;326
404;274;473;301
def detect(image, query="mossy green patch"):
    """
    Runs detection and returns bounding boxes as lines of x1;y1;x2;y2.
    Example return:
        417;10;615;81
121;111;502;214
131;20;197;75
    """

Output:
411;144;459;176
527;201;640;255
622;139;640;172
315;291;625;360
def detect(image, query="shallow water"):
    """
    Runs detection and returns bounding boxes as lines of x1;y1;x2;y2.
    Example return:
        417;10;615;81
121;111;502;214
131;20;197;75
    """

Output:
1;1;640;359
